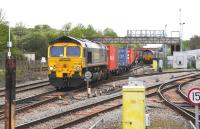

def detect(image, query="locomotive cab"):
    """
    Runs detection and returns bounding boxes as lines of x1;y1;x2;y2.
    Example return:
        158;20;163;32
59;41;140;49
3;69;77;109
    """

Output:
48;37;85;88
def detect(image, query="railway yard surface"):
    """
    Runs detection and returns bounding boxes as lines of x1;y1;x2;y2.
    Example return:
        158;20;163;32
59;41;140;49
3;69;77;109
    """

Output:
0;67;199;129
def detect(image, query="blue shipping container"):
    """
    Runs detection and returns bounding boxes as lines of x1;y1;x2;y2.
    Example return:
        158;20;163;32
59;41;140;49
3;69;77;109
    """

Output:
118;48;128;66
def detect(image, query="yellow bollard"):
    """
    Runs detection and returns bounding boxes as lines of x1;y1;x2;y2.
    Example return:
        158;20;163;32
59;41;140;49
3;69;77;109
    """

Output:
122;85;145;129
153;60;158;71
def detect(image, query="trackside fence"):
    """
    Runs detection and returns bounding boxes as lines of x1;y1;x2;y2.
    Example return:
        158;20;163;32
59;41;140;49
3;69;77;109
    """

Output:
0;58;48;87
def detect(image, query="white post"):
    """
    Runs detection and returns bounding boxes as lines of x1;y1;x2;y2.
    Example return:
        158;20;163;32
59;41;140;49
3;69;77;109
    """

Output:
7;25;12;59
87;81;91;97
195;105;199;129
179;8;182;52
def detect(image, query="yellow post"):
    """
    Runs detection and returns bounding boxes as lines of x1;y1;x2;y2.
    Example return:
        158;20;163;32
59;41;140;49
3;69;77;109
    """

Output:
122;86;145;129
153;59;158;71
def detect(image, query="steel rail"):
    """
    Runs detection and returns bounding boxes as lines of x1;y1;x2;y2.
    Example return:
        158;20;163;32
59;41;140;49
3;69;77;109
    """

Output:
158;74;200;123
15;72;200;129
145;73;199;97
0;89;56;115
0;82;50;97
16;93;121;129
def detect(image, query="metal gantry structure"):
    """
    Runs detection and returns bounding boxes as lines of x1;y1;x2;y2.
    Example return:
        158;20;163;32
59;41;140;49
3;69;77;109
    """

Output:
90;30;180;45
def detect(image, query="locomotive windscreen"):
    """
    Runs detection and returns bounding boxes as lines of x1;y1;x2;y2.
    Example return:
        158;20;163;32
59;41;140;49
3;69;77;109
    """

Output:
67;46;80;57
50;46;64;57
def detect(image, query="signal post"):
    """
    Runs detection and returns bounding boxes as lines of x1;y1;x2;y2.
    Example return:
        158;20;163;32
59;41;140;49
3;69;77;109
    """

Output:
5;25;16;129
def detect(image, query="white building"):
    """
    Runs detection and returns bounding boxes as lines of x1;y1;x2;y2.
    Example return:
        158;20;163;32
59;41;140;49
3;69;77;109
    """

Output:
24;52;35;61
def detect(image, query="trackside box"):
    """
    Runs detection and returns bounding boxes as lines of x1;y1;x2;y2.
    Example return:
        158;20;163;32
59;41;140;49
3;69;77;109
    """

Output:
107;45;118;71
128;48;135;65
122;86;145;129
118;48;128;67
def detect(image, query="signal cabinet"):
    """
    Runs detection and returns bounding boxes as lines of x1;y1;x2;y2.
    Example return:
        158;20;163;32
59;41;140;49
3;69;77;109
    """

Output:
122;86;145;129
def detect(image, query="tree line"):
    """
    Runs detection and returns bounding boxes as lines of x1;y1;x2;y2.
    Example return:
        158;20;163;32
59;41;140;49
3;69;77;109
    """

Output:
1;8;200;59
0;9;118;59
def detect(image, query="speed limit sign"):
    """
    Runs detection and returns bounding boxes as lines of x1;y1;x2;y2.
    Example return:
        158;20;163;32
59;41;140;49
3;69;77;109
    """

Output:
188;88;200;129
188;88;200;105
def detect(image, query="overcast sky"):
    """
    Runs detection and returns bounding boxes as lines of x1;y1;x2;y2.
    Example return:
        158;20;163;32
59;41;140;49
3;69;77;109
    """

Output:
1;0;200;40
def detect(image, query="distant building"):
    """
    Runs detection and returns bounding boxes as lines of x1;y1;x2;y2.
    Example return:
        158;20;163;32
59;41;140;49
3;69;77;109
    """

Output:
171;49;200;69
24;52;35;61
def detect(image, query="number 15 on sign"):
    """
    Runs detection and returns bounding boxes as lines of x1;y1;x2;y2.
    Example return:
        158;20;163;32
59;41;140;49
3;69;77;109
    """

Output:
188;88;200;104
188;88;200;129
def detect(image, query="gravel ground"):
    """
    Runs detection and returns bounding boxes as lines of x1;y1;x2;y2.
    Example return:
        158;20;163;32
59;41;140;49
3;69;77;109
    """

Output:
146;104;192;129
65;71;198;129
65;108;122;129
0;70;197;129
14;92;121;129
182;79;200;95
0;85;55;105
65;103;192;129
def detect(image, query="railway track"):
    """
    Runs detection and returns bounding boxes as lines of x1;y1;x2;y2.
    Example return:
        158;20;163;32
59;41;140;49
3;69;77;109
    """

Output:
0;67;198;128
157;73;200;124
0;79;50;98
0;66;142;115
13;71;200;129
16;92;121;129
145;72;198;97
0;89;57;118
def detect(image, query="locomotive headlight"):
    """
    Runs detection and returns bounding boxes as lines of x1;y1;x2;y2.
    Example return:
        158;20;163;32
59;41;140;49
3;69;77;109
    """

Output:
74;66;81;71
49;66;55;71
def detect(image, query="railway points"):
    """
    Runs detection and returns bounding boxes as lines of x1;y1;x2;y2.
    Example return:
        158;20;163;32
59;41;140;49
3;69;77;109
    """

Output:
0;68;199;129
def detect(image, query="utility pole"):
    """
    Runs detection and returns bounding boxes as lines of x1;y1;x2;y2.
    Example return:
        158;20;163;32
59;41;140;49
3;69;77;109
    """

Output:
179;8;185;52
5;25;16;129
163;24;167;69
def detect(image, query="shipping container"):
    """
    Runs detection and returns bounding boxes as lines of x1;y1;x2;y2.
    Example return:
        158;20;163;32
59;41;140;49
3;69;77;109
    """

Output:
118;48;128;67
107;45;118;71
128;48;135;65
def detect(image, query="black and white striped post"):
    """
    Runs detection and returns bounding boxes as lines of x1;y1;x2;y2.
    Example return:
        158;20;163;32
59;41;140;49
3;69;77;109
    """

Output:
85;46;92;97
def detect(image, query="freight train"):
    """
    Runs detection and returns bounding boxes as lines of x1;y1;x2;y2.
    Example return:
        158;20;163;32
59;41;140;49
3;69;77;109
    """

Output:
48;36;135;89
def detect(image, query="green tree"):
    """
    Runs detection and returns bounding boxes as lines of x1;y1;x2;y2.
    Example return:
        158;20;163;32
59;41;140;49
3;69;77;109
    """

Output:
13;22;26;49
0;23;8;50
182;40;189;51
84;25;99;38
62;23;72;35
189;35;200;50
22;32;48;59
103;28;117;37
25;24;59;42
44;31;59;42
69;24;85;38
